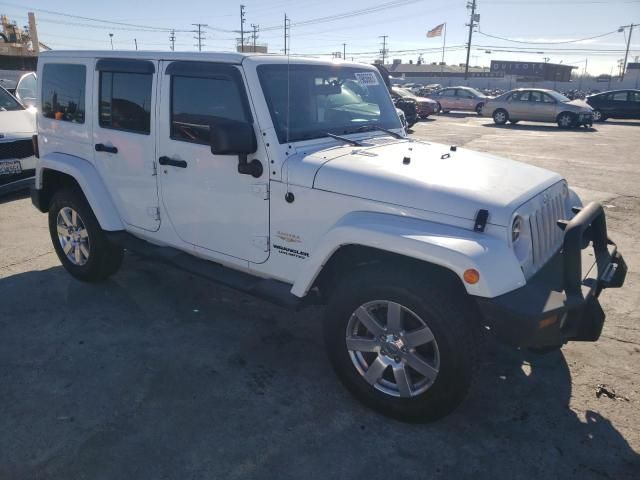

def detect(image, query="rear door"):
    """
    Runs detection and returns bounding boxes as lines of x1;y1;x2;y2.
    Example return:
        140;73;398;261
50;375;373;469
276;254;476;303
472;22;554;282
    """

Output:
507;91;531;119
456;88;475;110
92;58;160;232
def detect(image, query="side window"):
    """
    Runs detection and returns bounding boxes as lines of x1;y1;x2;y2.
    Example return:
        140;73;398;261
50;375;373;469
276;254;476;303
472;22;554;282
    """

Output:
42;63;86;123
612;92;627;101
457;89;472;98
542;93;556;103
171;74;250;145
529;91;543;102
511;91;529;102
99;71;152;134
629;91;640;102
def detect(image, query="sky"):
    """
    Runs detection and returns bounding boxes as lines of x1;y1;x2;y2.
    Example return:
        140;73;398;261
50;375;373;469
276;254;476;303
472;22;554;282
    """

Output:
2;0;639;75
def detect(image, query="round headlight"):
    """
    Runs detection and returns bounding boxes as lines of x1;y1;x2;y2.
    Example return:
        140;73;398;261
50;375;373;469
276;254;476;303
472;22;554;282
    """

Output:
512;216;522;243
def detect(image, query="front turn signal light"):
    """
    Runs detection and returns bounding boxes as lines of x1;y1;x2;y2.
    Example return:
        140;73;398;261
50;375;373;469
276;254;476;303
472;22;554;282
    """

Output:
463;269;480;285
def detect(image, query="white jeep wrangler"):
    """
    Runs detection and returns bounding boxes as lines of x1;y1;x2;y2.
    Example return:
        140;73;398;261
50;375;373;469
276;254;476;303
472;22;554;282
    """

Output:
31;51;626;422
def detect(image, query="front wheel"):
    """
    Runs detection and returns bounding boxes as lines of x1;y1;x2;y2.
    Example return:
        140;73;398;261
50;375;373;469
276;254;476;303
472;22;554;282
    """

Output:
49;188;124;282
475;103;484;115
557;112;576;128
323;265;476;422
592;109;606;122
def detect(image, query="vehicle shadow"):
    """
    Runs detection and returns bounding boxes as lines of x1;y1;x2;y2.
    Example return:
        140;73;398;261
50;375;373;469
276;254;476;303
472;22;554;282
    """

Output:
0;263;637;479
598;120;640;127
482;122;598;133
0;189;30;205
438;111;481;118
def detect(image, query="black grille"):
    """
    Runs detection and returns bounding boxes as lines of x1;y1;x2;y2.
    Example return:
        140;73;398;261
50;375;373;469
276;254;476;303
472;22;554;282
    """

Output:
0;139;34;160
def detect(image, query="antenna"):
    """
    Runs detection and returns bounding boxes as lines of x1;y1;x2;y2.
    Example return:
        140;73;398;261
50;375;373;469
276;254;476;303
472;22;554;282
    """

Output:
285;14;292;197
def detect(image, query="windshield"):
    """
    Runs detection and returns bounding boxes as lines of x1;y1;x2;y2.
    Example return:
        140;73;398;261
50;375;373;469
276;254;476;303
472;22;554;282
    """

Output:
547;90;571;103
258;64;401;143
465;87;485;98
394;88;414;98
0;87;24;111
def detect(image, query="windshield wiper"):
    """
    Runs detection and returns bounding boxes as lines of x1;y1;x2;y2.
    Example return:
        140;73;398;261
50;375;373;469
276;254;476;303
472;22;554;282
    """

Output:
326;132;363;147
354;124;405;139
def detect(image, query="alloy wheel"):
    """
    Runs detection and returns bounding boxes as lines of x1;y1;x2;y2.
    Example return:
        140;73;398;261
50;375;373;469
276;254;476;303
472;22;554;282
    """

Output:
56;207;90;266
345;300;440;398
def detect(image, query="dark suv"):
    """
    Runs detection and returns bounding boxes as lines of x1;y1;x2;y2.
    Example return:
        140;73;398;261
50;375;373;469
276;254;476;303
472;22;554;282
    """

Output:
586;89;640;122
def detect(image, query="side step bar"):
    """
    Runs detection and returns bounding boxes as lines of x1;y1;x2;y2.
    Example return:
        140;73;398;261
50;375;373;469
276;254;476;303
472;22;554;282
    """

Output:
106;232;302;310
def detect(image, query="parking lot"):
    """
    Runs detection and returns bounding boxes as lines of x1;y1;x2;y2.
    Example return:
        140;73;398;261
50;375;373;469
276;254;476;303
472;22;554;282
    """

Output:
1;114;638;479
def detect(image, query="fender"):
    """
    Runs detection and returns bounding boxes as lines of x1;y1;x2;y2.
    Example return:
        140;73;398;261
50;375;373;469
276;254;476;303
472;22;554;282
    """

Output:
291;211;526;299
37;152;124;231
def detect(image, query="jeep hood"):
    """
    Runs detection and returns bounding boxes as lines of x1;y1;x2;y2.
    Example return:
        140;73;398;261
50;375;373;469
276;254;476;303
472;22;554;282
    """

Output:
306;140;563;226
0;109;36;136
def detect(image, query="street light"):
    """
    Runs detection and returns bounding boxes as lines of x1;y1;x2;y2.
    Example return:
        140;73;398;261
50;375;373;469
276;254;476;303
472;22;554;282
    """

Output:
109;33;114;50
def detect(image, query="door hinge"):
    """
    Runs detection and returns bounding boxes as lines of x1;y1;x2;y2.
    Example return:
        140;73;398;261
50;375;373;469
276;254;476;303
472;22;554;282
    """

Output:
250;183;269;200
151;162;158;176
147;207;160;221
252;236;269;252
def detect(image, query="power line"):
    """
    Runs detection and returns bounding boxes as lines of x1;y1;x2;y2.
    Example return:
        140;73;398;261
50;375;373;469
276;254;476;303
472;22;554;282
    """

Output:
477;28;621;44
0;1;191;32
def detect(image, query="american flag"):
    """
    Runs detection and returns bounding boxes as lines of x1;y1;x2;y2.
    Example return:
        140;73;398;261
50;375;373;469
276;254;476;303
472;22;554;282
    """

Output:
427;24;444;38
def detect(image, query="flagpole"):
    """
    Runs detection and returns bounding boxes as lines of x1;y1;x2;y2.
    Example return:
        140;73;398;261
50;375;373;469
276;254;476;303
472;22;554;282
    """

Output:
441;23;447;75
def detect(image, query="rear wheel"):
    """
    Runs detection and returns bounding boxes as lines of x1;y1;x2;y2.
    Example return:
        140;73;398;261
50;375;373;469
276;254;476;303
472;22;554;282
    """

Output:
49;188;124;282
323;264;476;422
475;102;484;115
592;109;606;122
557;112;576;128
493;109;508;125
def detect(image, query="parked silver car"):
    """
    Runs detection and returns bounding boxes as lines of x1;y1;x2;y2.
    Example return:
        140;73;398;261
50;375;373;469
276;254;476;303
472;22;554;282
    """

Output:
482;88;593;128
429;86;489;114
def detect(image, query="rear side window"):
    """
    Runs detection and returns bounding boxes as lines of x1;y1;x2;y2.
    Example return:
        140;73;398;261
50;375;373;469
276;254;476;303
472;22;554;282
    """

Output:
42;64;86;123
611;92;627;101
511;91;530;102
171;75;250;145
99;72;152;134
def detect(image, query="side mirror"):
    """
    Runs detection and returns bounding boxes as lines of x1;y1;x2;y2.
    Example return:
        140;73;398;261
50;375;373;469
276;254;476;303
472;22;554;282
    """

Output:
209;118;262;178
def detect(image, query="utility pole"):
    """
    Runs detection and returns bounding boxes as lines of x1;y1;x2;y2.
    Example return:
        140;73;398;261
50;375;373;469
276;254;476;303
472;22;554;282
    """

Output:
240;5;246;52
283;14;290;55
134;38;138;50
250;23;259;52
192;23;207;51
343;43;346;60
619;23;637;81
169;30;176;51
379;35;388;64
109;33;114;50
27;12;39;54
464;0;477;80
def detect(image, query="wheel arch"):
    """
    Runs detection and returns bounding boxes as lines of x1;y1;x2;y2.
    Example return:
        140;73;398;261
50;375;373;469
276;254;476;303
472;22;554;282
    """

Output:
290;211;525;300
36;152;124;231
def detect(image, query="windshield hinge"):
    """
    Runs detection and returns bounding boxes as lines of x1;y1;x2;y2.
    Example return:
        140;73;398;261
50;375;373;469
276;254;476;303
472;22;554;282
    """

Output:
250;183;269;200
151;162;158;176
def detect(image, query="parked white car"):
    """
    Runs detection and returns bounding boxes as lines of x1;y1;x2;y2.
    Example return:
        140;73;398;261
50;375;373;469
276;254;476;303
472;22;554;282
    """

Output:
31;51;627;422
0;85;36;195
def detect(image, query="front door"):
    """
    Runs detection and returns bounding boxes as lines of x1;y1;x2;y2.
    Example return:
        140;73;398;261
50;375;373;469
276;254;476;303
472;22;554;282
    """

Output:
157;60;269;263
92;58;160;231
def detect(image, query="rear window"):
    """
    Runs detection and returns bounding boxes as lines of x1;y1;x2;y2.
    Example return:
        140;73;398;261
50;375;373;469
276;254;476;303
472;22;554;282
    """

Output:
42;64;86;123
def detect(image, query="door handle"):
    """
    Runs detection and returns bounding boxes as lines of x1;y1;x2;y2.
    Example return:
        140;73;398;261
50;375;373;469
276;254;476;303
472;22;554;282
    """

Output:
95;143;118;154
158;156;187;168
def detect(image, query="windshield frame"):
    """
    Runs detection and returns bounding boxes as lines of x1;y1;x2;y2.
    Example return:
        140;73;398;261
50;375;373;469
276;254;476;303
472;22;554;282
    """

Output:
257;63;401;144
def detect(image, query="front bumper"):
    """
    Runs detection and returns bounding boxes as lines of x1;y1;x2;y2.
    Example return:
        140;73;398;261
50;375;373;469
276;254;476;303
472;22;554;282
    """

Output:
476;202;627;348
577;112;593;126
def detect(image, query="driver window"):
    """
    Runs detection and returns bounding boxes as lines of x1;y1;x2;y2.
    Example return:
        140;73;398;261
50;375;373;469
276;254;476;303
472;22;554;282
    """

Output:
529;91;543;102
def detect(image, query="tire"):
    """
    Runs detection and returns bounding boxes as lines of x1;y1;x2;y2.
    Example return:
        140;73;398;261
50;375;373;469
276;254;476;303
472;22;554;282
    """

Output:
592;109;606;122
419;114;430;119
557;112;575;129
323;264;476;422
475;103;484;115
48;187;124;282
493;109;508;125
435;102;441;113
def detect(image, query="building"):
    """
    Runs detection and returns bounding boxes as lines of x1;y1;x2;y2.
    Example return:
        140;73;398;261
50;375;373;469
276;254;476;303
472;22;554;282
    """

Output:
385;61;499;79
489;60;576;82
0;13;48;72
